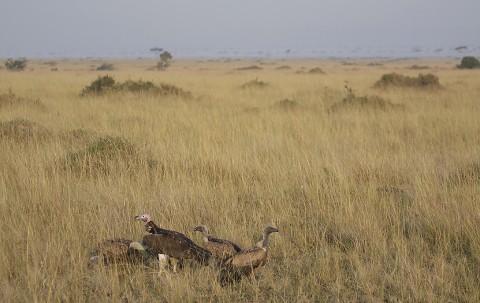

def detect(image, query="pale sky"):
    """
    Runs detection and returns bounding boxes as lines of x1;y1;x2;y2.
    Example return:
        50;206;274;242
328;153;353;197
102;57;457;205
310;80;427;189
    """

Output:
1;0;479;58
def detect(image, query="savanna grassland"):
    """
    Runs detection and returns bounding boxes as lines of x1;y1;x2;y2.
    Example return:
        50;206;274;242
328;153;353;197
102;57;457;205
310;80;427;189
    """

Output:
1;58;479;302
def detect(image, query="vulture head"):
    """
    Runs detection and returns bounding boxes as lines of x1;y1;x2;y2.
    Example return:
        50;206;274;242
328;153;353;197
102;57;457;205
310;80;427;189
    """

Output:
134;213;152;224
193;225;209;236
264;226;279;235
194;225;210;242
258;226;279;249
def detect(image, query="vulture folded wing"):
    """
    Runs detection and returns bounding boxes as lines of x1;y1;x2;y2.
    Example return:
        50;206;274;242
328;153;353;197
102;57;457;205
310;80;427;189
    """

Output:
229;247;267;270
219;247;268;285
206;237;242;260
142;232;211;265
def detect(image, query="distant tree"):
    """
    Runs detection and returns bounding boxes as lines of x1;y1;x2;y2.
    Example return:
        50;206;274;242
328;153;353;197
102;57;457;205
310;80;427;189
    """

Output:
157;51;173;70
458;56;480;69
150;47;163;57
5;58;27;71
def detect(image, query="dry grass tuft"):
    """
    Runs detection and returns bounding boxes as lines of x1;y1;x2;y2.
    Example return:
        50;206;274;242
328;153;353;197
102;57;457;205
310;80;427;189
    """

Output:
235;65;263;71
308;67;325;74
0;92;45;109
60;136;156;177
274;98;299;110
240;78;268;89
0;118;52;143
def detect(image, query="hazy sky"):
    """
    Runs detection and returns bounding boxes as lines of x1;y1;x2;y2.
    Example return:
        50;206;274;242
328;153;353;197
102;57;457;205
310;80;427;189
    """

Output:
1;0;479;57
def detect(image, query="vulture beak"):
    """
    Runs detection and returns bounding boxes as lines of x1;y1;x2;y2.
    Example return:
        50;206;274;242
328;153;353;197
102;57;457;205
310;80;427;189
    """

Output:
267;227;279;233
193;226;201;232
134;215;141;221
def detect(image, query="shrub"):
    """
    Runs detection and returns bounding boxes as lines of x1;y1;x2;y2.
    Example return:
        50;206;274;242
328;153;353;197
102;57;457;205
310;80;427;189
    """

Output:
374;73;441;89
4;58;27;71
117;79;157;92
96;63;114;71
81;75;191;97
235;65;262;71
457;56;480;69
156;83;191;97
240;78;268;89
329;82;405;112
0;119;52;142
81;75;116;96
308;67;325;74
65;136;138;174
409;65;429;70
62;136;159;176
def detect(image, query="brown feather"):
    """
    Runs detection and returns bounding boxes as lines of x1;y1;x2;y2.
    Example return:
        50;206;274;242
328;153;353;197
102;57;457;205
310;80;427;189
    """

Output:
205;241;239;261
87;238;156;268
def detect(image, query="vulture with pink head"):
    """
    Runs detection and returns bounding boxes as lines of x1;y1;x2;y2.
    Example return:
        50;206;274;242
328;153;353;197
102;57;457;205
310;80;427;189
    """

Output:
134;213;212;272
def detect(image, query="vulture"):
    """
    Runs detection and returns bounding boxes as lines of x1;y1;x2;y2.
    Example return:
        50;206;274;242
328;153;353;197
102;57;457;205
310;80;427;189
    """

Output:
193;225;242;262
129;241;170;272
219;226;279;285
134;213;212;272
87;238;155;268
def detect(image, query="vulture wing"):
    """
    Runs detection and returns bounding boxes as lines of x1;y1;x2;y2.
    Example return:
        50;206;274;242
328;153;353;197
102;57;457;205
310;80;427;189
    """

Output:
142;231;211;265
208;236;242;252
219;247;268;285
206;237;243;260
227;247;267;270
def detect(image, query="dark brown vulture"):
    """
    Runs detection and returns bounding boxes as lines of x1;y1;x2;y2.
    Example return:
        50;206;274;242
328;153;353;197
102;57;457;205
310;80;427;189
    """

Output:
219;226;279;285
134;213;212;272
87;238;155;268
193;225;242;262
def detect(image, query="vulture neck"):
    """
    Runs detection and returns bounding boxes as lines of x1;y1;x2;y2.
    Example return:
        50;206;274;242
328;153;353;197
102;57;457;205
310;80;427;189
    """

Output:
256;231;271;250
201;228;210;243
146;221;163;233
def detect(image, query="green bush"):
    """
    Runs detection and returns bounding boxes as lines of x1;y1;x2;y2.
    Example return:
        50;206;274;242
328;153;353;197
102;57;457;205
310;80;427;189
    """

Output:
81;75;190;97
457;56;480;69
329;83;405;112
117;79;156;92
374;73;441;89
96;63;114;71
81;75;116;96
4;58;27;71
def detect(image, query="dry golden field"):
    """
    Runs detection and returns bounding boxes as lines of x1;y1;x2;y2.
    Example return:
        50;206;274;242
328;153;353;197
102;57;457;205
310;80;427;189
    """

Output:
1;58;479;302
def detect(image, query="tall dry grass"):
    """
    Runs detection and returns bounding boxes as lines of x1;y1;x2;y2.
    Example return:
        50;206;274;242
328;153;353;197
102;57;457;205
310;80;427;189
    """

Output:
0;58;479;302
